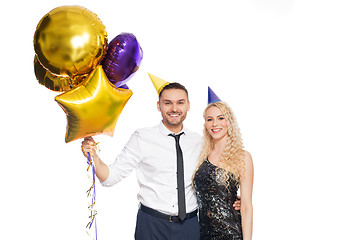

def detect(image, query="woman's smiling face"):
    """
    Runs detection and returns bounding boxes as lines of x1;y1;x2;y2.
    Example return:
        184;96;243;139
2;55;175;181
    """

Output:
205;106;228;142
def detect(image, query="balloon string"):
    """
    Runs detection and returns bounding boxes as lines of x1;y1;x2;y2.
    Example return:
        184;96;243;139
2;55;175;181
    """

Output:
87;152;98;240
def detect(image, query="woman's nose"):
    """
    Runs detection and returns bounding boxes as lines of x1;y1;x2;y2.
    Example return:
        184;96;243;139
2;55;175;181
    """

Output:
212;119;217;126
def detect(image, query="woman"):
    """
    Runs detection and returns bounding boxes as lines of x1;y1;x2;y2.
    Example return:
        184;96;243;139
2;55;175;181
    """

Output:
193;101;254;240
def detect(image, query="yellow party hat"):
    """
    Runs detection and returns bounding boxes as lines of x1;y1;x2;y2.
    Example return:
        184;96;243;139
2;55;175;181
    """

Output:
148;73;170;95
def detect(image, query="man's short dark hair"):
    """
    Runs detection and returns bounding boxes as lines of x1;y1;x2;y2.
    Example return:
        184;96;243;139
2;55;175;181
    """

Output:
159;82;189;100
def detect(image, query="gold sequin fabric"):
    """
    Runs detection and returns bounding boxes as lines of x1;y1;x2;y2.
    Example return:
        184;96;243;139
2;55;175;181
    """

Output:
193;159;243;240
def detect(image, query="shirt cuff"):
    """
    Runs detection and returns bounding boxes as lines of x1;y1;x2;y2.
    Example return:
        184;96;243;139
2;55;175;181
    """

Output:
100;168;114;187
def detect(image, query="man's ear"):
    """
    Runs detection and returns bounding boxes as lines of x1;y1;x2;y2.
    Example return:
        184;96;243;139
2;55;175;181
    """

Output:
187;101;190;111
157;101;161;111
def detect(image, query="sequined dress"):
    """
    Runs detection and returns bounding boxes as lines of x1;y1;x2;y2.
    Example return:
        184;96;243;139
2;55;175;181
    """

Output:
193;158;243;240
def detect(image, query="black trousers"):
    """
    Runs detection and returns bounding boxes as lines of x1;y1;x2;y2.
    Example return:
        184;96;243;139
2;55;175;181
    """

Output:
135;208;200;240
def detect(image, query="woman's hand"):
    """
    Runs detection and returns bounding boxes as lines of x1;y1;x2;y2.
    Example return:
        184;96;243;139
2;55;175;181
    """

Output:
233;196;241;211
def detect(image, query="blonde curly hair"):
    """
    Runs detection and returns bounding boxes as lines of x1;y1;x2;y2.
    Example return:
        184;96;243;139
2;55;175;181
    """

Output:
194;101;245;187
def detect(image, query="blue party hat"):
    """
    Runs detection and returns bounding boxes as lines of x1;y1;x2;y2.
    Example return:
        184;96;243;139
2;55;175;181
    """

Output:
208;86;221;104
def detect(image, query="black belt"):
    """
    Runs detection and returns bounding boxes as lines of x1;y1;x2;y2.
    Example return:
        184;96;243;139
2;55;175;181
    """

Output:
140;204;198;223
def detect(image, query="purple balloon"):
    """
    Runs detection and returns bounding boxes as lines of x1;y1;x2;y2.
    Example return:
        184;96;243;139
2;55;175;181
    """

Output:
101;33;143;88
119;84;129;89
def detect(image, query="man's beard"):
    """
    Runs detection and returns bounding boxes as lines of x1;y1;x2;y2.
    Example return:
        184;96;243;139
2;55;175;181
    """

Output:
163;111;187;127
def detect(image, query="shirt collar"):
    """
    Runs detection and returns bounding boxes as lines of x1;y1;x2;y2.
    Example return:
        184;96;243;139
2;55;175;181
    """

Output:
158;121;188;136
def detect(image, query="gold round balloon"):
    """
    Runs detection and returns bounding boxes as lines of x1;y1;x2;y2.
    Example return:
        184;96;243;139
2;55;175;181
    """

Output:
34;55;72;92
34;5;107;79
34;55;88;92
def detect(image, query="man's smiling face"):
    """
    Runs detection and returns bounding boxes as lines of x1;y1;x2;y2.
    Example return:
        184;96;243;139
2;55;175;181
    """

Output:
157;88;190;133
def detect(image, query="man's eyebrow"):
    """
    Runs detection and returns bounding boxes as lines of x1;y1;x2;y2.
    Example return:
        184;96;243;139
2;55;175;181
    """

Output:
162;98;186;102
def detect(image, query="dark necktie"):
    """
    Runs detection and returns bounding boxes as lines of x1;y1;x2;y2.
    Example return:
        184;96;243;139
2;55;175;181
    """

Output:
169;132;186;221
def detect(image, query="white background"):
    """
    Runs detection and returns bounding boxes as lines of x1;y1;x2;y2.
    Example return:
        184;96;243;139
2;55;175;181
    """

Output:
1;0;359;239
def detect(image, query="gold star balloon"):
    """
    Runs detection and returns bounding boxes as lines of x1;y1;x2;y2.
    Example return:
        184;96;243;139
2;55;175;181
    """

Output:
55;65;133;143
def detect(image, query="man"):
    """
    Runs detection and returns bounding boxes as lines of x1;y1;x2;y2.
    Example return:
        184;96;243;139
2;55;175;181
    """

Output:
82;78;240;239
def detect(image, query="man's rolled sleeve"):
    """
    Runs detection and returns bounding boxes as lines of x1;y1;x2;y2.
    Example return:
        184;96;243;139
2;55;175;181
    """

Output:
100;131;142;187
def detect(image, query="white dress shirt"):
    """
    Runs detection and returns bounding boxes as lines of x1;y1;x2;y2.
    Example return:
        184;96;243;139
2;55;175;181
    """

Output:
101;122;202;215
